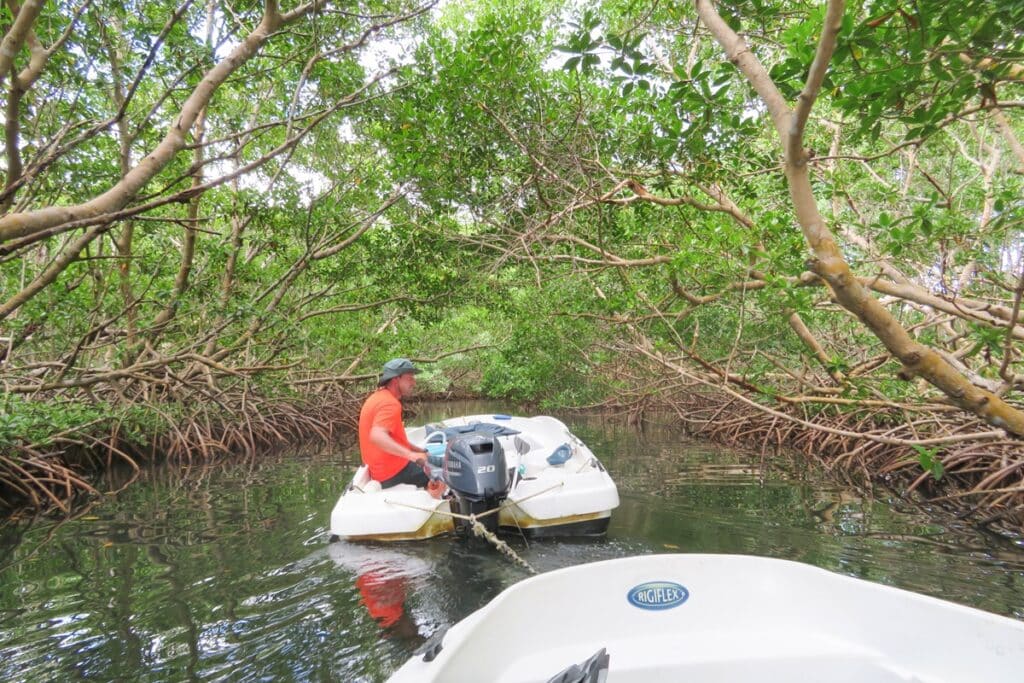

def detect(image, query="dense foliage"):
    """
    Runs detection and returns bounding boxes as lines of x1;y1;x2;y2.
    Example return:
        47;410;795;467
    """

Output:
1;0;1023;523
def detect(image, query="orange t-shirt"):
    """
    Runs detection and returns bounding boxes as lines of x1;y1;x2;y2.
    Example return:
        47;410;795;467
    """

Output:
358;388;413;481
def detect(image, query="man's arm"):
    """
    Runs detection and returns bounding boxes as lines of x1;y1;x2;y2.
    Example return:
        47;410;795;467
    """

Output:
369;425;427;466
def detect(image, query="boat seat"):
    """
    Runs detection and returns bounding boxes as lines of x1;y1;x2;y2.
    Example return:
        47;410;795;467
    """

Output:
352;468;415;494
360;479;382;493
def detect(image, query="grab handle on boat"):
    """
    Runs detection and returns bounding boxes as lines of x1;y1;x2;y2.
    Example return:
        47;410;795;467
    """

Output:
415;626;449;662
546;647;609;683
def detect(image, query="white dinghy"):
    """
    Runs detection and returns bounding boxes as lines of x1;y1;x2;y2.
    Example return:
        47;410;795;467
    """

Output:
329;414;619;542
388;553;1024;683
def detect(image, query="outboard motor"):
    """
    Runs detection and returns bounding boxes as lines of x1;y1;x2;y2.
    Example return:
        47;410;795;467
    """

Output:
443;430;510;535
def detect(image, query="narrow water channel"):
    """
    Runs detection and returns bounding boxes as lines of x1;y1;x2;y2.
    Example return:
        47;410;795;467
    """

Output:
1;401;1022;681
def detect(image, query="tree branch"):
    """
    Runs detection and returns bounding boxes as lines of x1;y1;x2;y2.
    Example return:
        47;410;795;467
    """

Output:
0;0;325;244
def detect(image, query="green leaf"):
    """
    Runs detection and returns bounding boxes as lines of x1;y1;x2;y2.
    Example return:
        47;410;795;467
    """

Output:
912;445;944;481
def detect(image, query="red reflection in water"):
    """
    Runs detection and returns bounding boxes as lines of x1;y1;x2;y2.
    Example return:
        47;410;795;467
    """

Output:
355;570;407;628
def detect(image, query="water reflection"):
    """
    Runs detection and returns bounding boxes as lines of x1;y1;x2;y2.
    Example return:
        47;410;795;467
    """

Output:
327;537;540;646
329;542;430;643
0;401;1022;682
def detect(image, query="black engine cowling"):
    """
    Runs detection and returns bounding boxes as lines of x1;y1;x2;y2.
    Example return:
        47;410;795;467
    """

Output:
442;431;509;534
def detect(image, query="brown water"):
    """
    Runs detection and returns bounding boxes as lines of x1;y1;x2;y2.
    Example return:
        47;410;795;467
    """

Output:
1;401;1022;681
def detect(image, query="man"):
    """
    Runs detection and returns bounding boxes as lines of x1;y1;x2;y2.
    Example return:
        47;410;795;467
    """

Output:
359;357;442;495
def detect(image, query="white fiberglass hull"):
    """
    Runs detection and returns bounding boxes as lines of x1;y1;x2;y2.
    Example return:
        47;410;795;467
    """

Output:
329;466;454;541
388;553;1024;683
329;414;619;541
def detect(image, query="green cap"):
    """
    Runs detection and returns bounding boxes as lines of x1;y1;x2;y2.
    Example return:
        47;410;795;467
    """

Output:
379;357;421;385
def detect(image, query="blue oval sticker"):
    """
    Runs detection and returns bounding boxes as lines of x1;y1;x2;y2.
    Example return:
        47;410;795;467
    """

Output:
627;581;689;610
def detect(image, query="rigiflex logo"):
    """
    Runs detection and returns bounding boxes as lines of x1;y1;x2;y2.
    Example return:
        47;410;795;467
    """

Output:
627;581;689;610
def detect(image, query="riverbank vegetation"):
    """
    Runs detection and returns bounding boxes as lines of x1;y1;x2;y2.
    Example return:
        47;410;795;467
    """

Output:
2;0;1023;534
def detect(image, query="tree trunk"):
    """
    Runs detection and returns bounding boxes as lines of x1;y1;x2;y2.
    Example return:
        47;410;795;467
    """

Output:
696;0;1024;436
